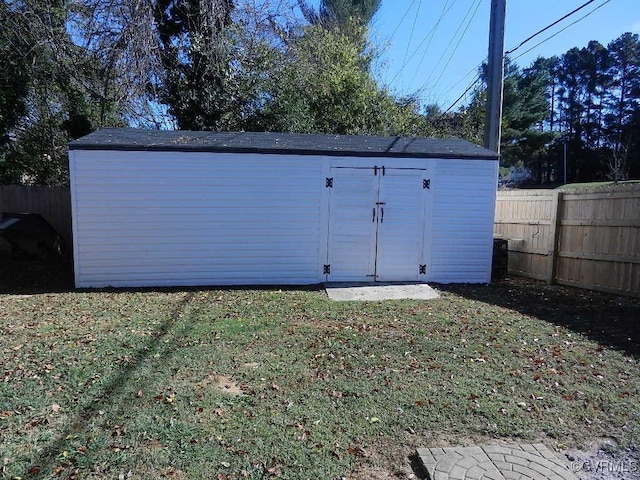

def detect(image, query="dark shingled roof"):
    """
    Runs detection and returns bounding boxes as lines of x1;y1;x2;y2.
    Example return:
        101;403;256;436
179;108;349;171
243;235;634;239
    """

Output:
69;128;499;160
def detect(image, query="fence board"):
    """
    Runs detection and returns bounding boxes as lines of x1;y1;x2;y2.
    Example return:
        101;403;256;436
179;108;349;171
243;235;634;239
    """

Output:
494;189;554;281
495;184;640;298
0;185;72;250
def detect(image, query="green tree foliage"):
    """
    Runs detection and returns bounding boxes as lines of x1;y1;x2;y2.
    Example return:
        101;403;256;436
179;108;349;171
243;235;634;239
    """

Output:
465;57;553;175
256;22;419;136
0;2;29;163
4;0;639;187
499;59;556;168
1;0;128;185
153;0;235;130
536;33;640;182
298;0;381;29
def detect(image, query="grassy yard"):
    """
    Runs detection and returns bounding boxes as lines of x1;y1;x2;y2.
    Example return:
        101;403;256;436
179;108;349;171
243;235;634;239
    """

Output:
1;264;639;479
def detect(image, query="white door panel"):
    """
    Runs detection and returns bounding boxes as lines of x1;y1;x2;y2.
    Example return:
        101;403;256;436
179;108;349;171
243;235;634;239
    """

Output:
376;170;426;281
327;166;430;282
327;168;378;281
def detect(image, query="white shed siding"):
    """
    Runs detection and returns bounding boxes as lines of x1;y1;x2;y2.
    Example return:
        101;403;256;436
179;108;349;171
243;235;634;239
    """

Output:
430;159;498;283
70;151;323;287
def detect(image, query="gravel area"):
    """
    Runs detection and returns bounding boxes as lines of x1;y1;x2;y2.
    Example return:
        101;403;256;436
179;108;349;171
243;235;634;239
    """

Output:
566;444;639;480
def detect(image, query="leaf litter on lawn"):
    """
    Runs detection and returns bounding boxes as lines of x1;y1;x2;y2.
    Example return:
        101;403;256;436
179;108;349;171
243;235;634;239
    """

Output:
0;278;638;479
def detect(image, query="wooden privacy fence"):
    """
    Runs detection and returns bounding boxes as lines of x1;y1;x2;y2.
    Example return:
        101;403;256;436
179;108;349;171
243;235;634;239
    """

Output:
494;183;640;298
0;185;72;248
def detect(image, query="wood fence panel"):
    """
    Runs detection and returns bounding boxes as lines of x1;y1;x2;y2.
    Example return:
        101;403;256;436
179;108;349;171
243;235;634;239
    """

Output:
555;185;640;297
495;184;640;298
0;185;72;248
494;190;554;281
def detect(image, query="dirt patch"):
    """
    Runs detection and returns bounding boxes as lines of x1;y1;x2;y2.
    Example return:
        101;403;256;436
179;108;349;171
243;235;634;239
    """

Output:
213;374;243;396
196;373;244;396
347;432;479;479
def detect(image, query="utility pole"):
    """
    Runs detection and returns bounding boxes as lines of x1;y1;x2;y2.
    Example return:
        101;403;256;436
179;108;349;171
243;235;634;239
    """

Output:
483;0;507;153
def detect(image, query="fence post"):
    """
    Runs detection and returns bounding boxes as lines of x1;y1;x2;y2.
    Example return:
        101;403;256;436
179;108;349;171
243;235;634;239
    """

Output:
546;190;563;284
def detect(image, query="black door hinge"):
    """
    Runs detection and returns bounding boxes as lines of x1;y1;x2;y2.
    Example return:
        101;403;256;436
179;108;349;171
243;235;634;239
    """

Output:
423;179;431;189
374;165;378;176
326;178;333;188
419;265;427;274
323;264;331;274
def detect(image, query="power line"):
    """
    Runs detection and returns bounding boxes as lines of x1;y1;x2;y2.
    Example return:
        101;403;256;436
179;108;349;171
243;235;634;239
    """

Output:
421;0;484;92
430;0;484;92
387;0;459;86
510;0;614;62
440;75;482;115
505;0;597;55
388;0;419;43
436;0;613;112
407;0;453;87
402;0;423;66
443;60;485;95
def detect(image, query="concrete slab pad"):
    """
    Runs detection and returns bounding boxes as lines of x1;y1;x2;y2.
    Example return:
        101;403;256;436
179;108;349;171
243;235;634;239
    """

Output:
417;443;579;480
325;282;440;301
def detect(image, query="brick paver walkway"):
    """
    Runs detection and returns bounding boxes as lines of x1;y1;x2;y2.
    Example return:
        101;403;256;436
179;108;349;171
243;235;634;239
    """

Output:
417;443;579;480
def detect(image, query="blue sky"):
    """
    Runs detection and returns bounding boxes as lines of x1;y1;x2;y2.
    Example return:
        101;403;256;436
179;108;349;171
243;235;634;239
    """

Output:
366;0;640;110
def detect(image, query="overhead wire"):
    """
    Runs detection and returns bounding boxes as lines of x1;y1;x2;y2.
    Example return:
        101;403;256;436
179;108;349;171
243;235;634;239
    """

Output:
440;74;482;115
435;0;615;113
406;0;452;87
387;0;458;86
387;0;419;43
402;0;423;67
505;0;598;55
510;0;614;62
429;0;484;92
419;0;484;92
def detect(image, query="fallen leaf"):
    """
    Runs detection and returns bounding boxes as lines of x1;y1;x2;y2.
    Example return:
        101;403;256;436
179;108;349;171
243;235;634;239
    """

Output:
347;446;368;457
136;390;143;398
51;404;61;413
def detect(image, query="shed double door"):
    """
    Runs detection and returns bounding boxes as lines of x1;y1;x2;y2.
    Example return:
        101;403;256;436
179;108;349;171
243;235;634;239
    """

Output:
326;166;430;282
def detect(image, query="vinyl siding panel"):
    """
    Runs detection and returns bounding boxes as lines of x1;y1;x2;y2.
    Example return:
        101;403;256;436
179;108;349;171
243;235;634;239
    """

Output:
430;159;498;283
71;151;323;287
70;142;498;288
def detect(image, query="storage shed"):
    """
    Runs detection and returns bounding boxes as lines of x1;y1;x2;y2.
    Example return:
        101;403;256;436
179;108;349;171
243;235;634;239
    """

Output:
69;128;499;288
